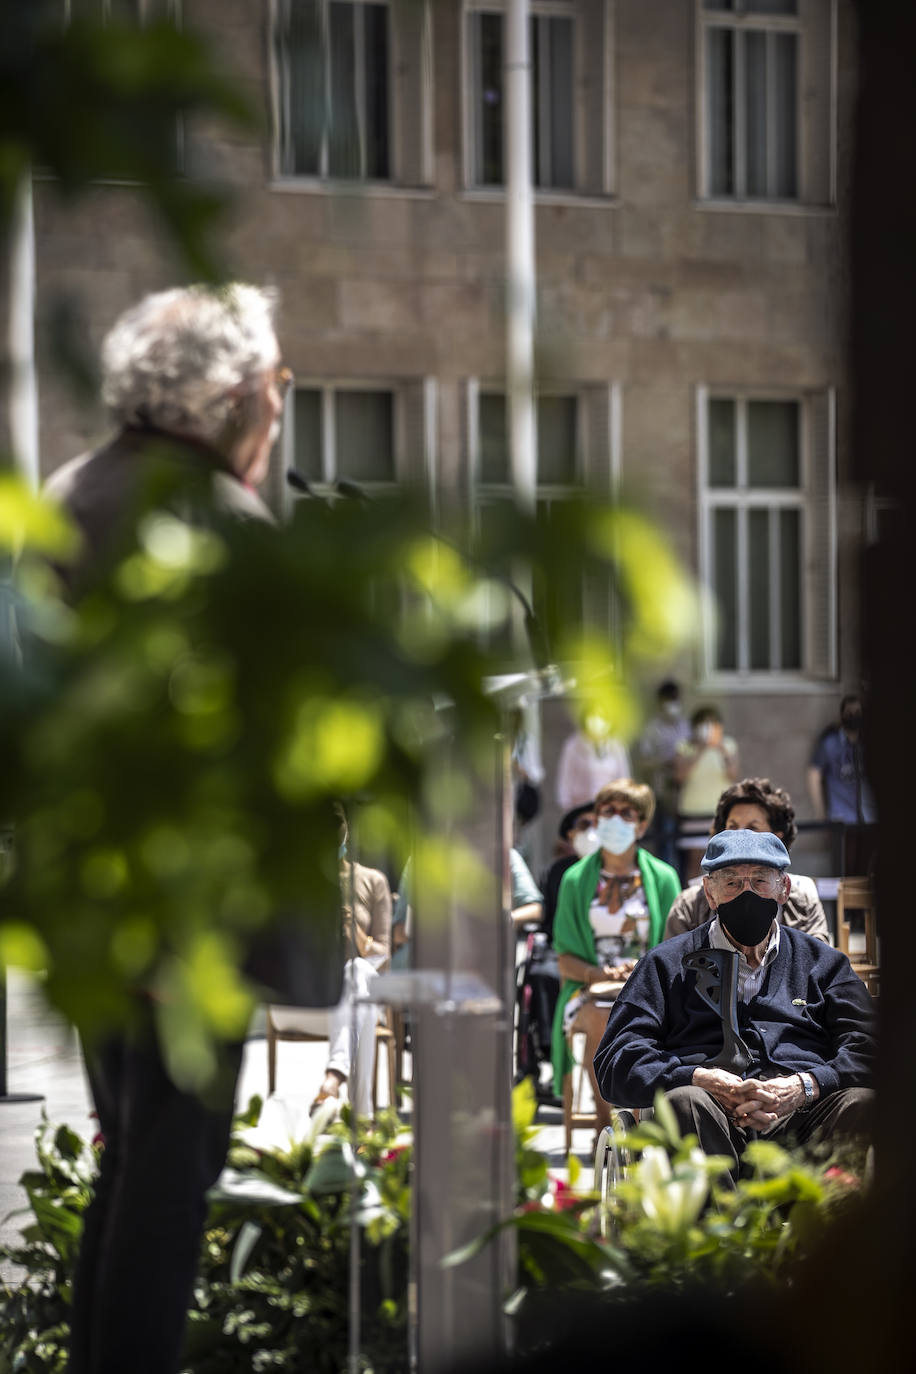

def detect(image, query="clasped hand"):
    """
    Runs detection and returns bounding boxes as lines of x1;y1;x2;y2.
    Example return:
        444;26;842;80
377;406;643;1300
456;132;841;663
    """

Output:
691;1067;805;1130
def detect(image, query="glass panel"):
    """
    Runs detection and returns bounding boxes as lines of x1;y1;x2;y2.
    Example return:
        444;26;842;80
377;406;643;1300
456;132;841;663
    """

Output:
749;508;771;669
779;508;802;668
744;30;768;197
534;497;583;628
479;393;509;485
747;400;799;487
284;0;323;175
771;32;798;197
703;1;734;8
531;16;542;185
328;1;360;177
708;398;736;487
706;27;734;195
746;0;797;13
713;508;738;671
477;11;504;185
335;390;395;481
541;17;575;189
537;395;577;485
294;388;323;480
363;3;390;179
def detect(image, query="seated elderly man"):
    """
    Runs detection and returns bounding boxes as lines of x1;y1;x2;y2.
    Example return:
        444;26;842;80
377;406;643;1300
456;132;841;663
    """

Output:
594;829;875;1179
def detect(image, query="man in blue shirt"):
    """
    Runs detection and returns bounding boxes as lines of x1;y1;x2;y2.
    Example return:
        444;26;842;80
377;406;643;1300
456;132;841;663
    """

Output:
594;829;874;1181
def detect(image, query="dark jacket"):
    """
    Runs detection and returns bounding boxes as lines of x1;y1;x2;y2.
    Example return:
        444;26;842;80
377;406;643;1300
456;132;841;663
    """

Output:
45;426;272;599
594;921;875;1109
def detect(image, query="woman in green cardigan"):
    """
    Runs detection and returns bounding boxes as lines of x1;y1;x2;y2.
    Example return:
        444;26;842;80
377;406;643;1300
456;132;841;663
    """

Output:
550;778;680;1128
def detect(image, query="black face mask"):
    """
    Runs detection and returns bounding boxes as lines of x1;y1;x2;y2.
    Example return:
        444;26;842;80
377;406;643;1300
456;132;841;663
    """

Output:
842;710;862;732
717;889;778;947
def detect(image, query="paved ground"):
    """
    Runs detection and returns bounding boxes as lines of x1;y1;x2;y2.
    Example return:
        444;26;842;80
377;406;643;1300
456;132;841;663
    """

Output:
0;969;588;1269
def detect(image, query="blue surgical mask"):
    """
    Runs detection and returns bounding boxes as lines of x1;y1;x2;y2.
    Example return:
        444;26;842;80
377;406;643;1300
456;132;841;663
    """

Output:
338;840;348;861
596;814;637;855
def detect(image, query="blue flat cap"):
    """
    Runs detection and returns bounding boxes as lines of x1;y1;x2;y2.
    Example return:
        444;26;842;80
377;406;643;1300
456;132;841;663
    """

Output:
700;829;791;874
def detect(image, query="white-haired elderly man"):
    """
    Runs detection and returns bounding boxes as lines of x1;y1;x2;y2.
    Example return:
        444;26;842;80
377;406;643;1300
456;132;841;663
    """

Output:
594;829;875;1181
46;282;288;596
44;285;287;1374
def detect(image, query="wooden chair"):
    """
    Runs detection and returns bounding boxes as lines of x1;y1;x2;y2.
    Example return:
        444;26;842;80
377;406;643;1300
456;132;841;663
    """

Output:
836;876;879;996
266;1004;398;1113
563;1012;604;1154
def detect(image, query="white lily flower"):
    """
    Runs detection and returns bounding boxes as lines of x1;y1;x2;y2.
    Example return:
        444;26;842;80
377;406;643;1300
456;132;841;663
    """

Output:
237;1092;338;1155
637;1145;708;1233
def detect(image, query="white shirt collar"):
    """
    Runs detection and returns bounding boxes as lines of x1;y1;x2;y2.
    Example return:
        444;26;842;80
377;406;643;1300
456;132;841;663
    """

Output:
709;914;781;977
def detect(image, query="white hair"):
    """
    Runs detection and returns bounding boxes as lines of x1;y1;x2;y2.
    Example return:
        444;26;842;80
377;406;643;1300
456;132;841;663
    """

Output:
101;283;279;444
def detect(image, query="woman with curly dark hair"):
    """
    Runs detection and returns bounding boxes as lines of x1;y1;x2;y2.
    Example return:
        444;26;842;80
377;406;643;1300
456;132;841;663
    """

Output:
663;777;829;942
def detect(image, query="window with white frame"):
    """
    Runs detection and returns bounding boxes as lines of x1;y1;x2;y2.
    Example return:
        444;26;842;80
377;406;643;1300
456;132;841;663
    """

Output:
702;0;799;199
273;0;391;180
289;385;397;488
699;1;836;205
62;0;183;175
465;1;615;195
699;390;836;679
469;382;621;634
282;379;435;504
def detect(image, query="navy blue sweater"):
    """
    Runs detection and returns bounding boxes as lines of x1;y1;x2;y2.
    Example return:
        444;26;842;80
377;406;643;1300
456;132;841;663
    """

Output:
594;922;876;1110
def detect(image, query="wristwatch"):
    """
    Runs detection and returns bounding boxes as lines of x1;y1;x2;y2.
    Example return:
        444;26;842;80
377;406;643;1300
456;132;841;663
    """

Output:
797;1071;815;1107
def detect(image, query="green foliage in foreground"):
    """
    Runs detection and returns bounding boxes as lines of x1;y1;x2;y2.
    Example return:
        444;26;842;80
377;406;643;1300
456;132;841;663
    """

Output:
0;1099;411;1374
0;478;700;1088
454;1082;867;1354
0;1088;866;1372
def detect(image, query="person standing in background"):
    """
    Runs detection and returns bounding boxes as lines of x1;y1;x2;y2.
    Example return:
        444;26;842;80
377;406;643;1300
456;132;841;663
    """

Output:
556;713;631;813
674;706;740;879
636;679;690;868
807;694;878;876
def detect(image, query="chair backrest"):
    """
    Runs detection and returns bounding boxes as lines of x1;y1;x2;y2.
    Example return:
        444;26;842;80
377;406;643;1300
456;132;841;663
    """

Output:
836;876;879;993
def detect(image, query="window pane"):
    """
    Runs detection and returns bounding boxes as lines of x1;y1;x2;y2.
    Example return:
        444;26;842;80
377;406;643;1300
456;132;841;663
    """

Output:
328;1;360;177
709;398;736;487
537;396;577;485
335;390;395;481
475;11;504;185
746;0;797;13
363;3;390;179
744;31;768;197
479;393;509;485
747;400;799;487
779;508;802;668
713;508;738;671
294;388;323;480
707;27;734;195
749;508;771;669
283;0;323;175
771;32;798;197
532;16;574;189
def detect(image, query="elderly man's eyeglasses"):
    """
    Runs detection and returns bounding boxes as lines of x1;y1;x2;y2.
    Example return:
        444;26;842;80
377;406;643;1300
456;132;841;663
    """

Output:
274;364;294;398
710;869;784;898
596;803;640;823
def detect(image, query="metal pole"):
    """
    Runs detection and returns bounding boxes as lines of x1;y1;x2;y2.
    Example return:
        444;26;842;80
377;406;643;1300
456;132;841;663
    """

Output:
505;0;536;515
1;178;44;1106
8;171;40;488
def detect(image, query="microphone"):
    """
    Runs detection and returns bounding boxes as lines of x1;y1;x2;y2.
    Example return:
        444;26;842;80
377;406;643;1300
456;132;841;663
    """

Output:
335;478;369;503
286;468;315;497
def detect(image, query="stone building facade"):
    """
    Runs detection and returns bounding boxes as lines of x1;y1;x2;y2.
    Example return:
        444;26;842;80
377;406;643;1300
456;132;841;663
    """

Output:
30;0;868;871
